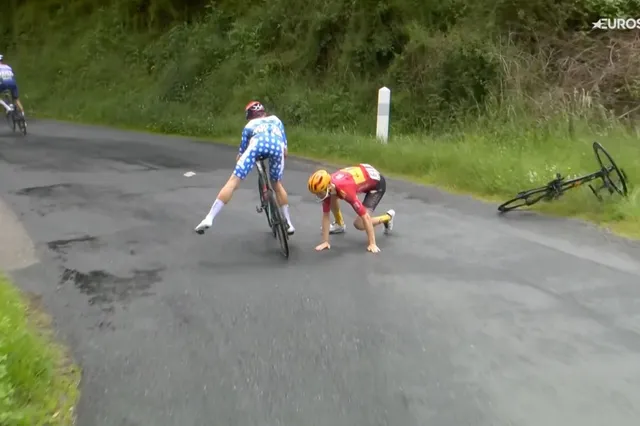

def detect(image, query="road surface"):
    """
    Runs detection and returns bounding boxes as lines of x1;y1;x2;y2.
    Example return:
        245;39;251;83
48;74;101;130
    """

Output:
1;120;640;426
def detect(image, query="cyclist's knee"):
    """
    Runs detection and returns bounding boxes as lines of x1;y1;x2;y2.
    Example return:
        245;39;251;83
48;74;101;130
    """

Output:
353;217;365;230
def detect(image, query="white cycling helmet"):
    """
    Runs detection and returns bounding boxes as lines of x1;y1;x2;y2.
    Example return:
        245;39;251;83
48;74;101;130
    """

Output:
0;54;4;61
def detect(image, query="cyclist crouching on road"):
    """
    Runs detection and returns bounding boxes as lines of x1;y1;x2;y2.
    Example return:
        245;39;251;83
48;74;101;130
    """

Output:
0;54;25;118
307;163;395;254
194;101;295;236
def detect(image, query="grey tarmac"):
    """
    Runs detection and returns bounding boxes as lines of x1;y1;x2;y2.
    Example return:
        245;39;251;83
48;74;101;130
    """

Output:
1;119;640;426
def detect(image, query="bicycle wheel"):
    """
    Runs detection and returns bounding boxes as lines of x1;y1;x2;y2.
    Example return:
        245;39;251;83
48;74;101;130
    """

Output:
267;189;289;258
497;186;552;213
593;141;628;197
18;116;27;135
257;169;274;230
8;110;16;133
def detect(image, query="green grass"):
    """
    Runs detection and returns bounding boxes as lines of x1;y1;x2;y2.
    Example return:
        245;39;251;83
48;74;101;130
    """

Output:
0;273;80;426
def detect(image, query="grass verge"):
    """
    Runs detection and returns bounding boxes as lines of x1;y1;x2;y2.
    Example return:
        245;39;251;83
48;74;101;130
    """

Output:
0;272;80;426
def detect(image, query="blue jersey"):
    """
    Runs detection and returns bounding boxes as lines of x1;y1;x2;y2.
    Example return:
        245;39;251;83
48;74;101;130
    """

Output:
0;64;15;83
238;115;288;156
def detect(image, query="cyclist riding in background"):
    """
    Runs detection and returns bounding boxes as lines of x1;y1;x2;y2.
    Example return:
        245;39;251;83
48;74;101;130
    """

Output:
0;54;25;117
194;101;295;236
307;163;395;254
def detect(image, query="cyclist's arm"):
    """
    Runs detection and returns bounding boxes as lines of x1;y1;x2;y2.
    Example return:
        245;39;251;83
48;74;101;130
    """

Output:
362;213;376;246
343;191;368;217
344;190;376;245
277;120;288;157
278;120;288;150
238;127;251;158
321;198;332;244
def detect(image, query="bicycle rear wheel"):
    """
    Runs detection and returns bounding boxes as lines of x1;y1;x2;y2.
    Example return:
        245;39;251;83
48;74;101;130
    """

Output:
497;187;551;213
593;141;628;197
267;190;289;258
7;110;16;132
257;169;274;231
18;116;27;135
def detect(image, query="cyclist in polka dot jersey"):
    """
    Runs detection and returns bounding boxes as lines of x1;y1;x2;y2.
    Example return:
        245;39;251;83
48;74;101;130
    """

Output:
194;101;295;235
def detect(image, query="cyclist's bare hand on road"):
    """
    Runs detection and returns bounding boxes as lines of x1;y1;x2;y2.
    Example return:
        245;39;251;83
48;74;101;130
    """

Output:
315;242;330;251
367;244;381;253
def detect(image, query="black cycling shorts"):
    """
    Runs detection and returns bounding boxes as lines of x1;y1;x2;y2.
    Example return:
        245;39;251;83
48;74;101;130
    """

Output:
362;175;386;212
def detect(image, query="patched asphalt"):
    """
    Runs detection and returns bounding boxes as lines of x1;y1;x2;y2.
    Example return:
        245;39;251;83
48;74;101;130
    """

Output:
2;120;640;426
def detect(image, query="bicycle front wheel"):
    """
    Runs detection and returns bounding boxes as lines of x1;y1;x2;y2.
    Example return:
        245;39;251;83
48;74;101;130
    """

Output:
497;187;551;213
18;117;27;135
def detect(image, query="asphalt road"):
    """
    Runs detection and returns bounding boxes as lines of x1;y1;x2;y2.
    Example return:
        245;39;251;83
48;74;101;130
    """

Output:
2;120;640;426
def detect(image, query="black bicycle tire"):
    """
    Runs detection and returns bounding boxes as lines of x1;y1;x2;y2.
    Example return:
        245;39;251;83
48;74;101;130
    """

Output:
592;141;628;197
257;169;274;229
497;187;551;212
267;189;289;258
267;190;279;239
267;193;277;238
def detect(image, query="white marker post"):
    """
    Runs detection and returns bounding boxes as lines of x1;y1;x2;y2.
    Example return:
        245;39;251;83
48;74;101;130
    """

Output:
376;86;391;144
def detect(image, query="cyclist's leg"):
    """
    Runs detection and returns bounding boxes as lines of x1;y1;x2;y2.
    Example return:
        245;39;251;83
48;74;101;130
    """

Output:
352;176;394;231
0;85;11;113
328;195;347;234
10;84;23;115
194;138;258;233
268;142;295;233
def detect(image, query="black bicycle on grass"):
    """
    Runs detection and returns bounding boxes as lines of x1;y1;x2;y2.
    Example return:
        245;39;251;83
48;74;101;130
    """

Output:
497;141;628;213
2;90;26;136
255;157;290;258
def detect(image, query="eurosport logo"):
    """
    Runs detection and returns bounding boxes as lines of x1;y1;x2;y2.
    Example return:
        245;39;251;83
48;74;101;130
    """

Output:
592;18;640;30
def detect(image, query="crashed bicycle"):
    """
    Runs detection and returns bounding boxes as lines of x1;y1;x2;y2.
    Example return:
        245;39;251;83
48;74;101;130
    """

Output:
497;141;628;213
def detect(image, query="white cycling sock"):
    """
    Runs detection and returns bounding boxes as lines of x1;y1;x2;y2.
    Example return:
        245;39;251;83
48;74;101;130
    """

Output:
207;199;225;221
281;204;292;225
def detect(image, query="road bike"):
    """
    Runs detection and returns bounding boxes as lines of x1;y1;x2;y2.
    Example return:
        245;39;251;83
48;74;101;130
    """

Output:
255;157;290;258
2;91;27;135
497;141;628;213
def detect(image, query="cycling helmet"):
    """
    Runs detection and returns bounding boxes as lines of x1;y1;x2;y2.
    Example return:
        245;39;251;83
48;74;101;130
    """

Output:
307;169;332;201
245;100;265;120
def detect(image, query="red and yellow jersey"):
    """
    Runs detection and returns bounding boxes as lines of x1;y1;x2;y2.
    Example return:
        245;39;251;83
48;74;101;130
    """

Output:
322;163;381;216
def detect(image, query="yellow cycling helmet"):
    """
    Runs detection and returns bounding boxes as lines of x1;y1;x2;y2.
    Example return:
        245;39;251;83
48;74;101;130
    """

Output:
308;169;332;200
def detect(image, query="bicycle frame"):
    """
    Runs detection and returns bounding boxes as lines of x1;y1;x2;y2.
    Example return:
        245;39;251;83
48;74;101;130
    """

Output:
558;169;606;191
